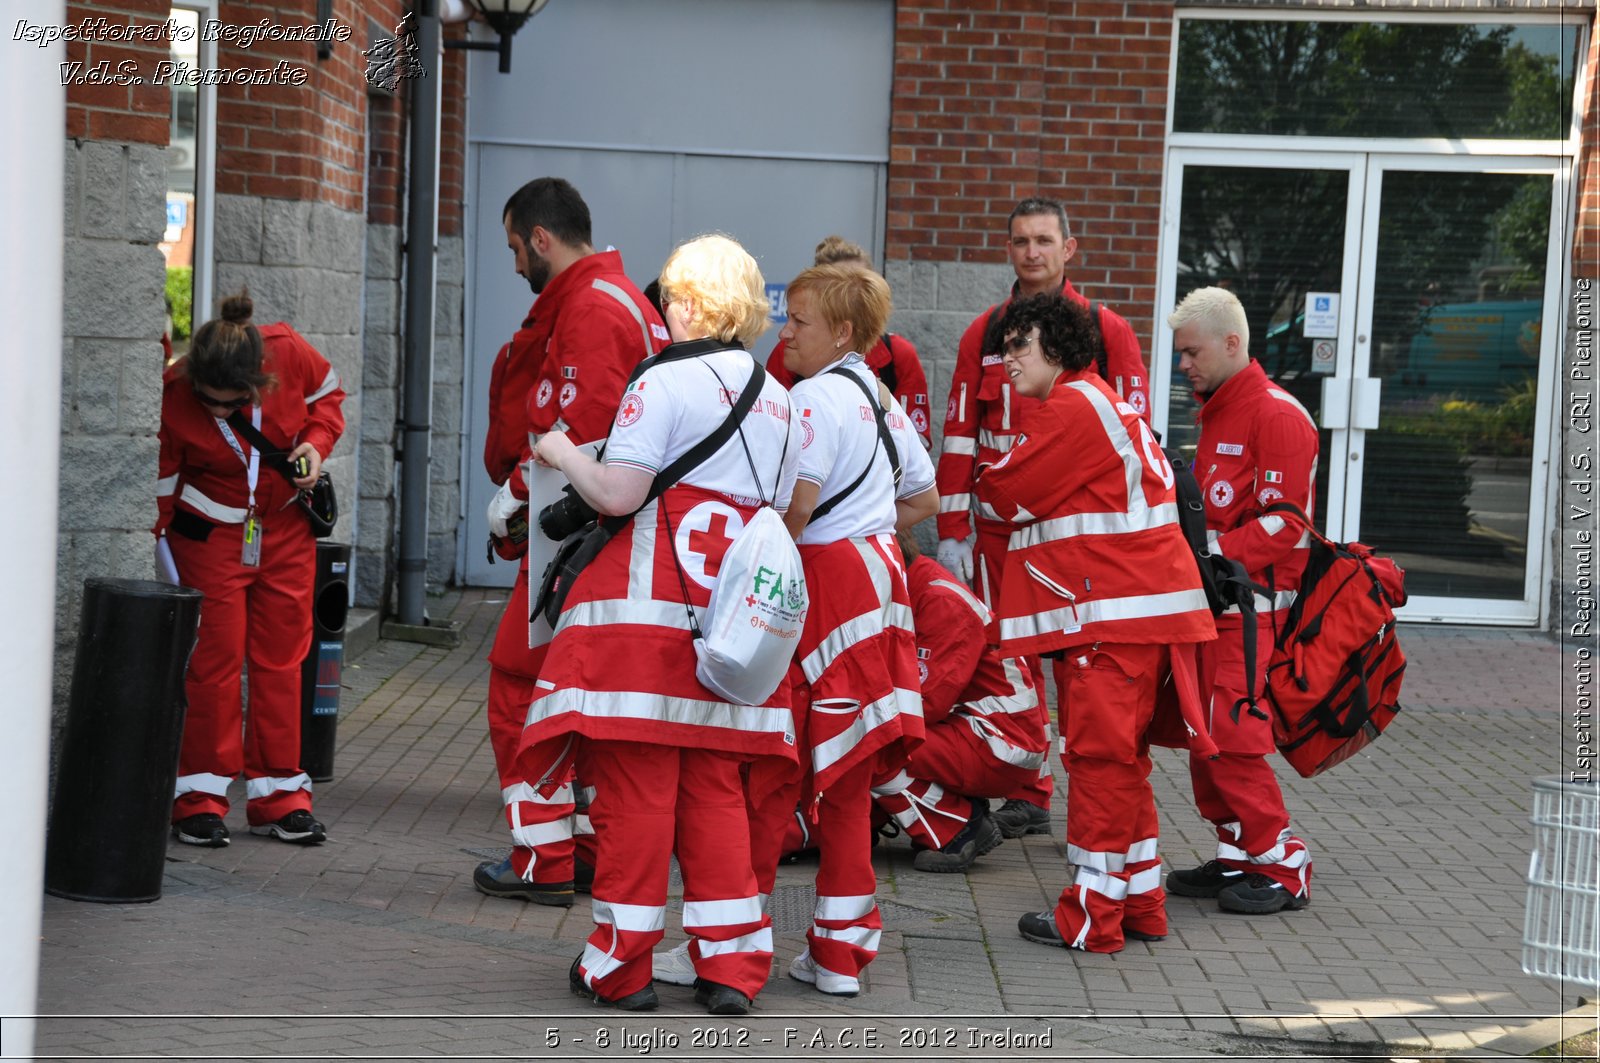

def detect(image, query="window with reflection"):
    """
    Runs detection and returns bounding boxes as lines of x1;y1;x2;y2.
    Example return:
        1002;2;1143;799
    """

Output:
1175;20;1580;140
161;7;201;363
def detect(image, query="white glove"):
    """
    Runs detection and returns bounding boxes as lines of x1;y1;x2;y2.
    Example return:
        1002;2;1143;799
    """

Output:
936;537;974;583
486;480;523;539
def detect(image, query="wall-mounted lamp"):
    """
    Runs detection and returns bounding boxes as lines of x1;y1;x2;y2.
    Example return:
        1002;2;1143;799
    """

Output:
443;0;551;75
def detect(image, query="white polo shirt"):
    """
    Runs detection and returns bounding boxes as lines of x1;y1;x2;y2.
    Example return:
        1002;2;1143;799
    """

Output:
604;343;798;509
791;351;936;545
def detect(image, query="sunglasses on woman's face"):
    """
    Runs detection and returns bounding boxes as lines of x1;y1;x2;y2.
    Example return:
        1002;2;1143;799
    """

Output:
193;387;252;411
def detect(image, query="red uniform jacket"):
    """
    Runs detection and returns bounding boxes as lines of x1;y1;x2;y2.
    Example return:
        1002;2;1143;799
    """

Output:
502;250;668;501
907;555;1046;769
1194;360;1320;618
937;278;1149;541
976;370;1214;656
155;323;344;533
766;332;932;447
483;304;541;486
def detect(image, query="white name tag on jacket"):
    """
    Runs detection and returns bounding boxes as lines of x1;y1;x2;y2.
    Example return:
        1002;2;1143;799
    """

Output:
1215;442;1244;455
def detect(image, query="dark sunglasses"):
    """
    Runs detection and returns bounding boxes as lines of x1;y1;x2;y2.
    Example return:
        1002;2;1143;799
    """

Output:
193;387;252;411
1003;333;1038;355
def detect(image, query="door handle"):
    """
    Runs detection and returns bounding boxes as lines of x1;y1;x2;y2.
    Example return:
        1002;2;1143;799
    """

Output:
1351;377;1382;430
1320;378;1350;429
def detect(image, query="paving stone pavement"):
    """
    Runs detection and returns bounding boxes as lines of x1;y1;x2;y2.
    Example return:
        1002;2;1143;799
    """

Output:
31;589;1587;1062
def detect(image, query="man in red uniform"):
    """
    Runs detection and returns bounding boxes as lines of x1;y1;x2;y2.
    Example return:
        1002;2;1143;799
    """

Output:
763;235;933;449
1164;286;1319;915
868;534;1048;872
977;293;1216;955
475;177;667;904
936;196;1152;839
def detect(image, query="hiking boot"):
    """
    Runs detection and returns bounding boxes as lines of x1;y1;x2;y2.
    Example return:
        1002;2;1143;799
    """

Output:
473;857;574;907
788;948;859;997
1018;910;1067;948
652;940;697;987
569;957;658;1011
992;798;1051;838
694;978;751;1016
912;801;1003;873
1165;859;1244;898
248;810;325;845
172;813;230;848
1218;873;1309;914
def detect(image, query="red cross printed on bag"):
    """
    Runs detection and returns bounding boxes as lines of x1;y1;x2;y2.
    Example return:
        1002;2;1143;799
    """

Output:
688;511;736;579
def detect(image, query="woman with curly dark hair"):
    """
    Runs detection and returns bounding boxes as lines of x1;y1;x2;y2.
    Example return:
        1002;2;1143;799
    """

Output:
976;292;1216;955
156;291;345;849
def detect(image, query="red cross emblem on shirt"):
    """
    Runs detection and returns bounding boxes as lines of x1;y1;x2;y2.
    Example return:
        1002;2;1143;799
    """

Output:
688;512;735;579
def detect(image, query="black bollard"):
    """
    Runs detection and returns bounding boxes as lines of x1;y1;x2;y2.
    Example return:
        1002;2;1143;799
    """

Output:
299;542;351;782
45;577;202;903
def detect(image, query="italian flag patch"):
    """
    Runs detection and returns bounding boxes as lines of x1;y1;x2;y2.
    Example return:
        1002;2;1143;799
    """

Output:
1263;470;1283;483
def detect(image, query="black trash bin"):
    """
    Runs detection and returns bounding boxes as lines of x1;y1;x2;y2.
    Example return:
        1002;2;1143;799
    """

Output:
300;541;351;782
45;577;202;903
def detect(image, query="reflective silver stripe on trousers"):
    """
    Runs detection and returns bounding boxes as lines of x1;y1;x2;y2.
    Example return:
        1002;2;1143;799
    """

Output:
174;772;232;798
245;772;312;799
501;781;574;806
592;899;667;933
682;896;763;928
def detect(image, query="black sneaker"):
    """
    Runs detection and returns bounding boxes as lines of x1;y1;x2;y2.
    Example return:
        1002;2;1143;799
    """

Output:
1218;873;1309;914
248;809;325;845
569;956;658;1011
1166;859;1243;898
992;798;1051;838
172;813;229;848
1017;910;1067;948
694;978;751;1016
473;857;574;907
912;801;1003;873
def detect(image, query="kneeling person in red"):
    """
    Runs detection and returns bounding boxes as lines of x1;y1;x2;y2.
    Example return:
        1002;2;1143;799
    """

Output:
869;532;1047;872
977;294;1216;954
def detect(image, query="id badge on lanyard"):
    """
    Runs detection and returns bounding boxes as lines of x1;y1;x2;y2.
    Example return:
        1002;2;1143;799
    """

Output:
216;409;265;568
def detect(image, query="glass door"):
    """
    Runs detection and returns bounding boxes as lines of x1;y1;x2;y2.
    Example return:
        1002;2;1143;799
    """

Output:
1346;156;1563;623
1157;150;1562;623
1157;149;1368;538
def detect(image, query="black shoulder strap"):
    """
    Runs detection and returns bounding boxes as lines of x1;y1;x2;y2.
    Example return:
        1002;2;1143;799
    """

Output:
225;411;297;483
1090;300;1108;381
878;334;899;396
601;362;765;532
809;366;901;524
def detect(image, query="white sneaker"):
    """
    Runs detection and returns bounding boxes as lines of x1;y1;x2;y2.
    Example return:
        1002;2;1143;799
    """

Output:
787;948;859;997
652;940;697;987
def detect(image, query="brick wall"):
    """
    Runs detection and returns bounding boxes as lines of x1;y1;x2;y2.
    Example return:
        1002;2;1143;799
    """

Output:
887;0;1171;344
63;0;171;144
1575;18;1599;275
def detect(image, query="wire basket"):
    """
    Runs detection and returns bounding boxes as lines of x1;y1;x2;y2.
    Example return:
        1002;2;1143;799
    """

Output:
1522;777;1600;989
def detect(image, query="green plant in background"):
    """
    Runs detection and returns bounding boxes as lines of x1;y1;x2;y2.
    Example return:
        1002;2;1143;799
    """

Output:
165;266;193;341
1384;375;1537;457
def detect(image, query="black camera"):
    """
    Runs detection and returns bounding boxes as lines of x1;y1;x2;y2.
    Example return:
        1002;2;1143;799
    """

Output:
538;484;599;541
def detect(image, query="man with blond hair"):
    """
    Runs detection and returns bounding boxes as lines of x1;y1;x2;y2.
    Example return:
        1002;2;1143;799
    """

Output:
1164;286;1320;915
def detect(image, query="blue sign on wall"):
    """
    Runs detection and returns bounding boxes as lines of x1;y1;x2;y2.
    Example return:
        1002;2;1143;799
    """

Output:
766;283;787;324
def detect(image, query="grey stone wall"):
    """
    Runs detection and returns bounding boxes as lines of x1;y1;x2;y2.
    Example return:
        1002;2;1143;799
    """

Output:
212;194;366;588
883;259;1014;461
357;222;401;609
430;234;466;591
56;138;171;711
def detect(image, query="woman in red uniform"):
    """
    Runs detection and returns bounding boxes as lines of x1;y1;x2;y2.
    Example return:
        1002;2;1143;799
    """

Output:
155;291;345;848
748;263;937;998
522;234;799;1017
977;293;1215;954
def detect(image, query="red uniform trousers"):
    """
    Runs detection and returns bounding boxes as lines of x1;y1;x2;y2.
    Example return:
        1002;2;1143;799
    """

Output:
871;721;1037;849
169;511;315;826
1052;643;1168;953
1189;618;1312;897
746;673;884;985
573;740;772;1002
485;567;587;884
974;519;1054;812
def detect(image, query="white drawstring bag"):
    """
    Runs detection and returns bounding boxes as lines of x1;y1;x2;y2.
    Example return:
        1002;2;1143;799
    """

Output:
692;505;807;706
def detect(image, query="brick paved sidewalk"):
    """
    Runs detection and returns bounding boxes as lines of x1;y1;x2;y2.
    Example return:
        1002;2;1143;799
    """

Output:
32;589;1581;1061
